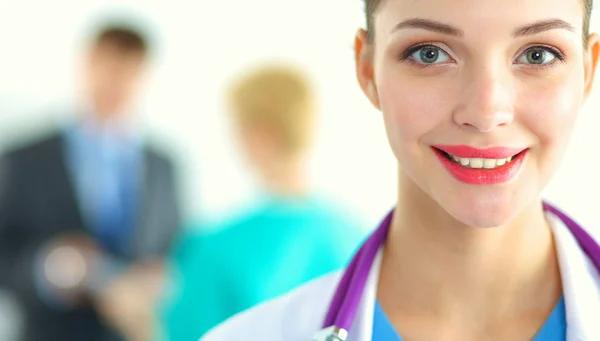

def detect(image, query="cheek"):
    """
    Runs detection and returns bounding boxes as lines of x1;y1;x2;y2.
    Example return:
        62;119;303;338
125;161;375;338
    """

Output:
519;69;584;169
376;71;455;156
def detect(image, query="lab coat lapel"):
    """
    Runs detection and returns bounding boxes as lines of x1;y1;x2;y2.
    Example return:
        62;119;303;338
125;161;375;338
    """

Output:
346;248;383;341
549;213;600;341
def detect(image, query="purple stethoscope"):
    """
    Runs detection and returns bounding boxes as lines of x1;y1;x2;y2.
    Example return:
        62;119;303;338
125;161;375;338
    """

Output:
315;202;600;341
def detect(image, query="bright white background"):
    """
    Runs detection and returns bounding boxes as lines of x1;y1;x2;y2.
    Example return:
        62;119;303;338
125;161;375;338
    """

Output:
0;0;598;232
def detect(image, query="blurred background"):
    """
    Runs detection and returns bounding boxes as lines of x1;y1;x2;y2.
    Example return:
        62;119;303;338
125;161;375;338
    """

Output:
0;0;391;227
0;1;598;340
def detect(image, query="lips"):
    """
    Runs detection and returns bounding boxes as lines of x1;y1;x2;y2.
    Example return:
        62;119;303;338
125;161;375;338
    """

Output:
433;145;526;159
431;145;528;185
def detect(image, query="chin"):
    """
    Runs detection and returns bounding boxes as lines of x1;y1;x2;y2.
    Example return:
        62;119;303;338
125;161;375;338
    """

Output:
446;205;516;228
439;190;534;229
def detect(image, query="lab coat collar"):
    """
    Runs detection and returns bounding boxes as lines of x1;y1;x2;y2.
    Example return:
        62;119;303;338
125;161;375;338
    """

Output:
346;213;600;341
549;212;600;340
346;247;381;341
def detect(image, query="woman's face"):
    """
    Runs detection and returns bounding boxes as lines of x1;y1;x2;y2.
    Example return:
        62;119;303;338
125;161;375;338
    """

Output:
355;0;599;227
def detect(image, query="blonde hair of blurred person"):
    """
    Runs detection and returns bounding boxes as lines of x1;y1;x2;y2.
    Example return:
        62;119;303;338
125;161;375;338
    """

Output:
227;64;315;198
160;64;366;341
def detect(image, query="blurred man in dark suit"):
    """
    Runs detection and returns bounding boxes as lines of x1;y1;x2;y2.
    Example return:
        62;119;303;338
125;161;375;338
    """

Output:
0;19;181;341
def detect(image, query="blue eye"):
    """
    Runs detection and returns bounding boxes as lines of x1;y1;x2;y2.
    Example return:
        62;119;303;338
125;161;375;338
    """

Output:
410;46;451;64
516;47;560;65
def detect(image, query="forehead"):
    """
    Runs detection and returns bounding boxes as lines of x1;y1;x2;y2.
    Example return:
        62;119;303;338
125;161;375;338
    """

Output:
375;0;584;37
90;42;145;64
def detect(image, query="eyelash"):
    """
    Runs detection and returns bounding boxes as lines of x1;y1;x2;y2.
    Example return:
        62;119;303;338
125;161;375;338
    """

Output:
514;45;566;70
399;43;566;69
400;43;447;68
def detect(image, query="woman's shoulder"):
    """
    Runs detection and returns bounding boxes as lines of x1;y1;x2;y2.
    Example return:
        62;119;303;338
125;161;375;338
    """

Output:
200;270;343;341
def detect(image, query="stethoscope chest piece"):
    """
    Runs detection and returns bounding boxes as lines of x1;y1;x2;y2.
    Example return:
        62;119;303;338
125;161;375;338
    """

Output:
312;326;348;341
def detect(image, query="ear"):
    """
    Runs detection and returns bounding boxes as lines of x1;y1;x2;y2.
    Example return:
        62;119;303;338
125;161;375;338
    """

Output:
583;33;600;101
355;29;381;110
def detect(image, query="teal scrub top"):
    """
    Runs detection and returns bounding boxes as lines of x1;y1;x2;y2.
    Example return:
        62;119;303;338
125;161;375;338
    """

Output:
160;195;367;341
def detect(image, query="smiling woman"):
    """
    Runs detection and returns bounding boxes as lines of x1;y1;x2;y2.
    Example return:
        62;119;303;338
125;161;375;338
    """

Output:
199;0;600;340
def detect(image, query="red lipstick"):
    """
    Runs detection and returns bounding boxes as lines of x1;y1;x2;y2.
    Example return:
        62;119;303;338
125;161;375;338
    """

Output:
432;145;528;185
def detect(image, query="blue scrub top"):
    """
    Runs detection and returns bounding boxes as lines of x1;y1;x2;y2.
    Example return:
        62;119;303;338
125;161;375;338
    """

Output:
373;296;566;340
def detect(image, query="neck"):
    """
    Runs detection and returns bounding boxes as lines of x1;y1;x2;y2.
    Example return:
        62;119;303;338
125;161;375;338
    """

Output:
259;158;309;198
77;102;138;135
83;96;134;123
378;173;562;337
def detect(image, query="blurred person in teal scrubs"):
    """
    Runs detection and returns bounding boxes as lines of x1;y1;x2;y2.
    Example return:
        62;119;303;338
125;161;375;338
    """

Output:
159;63;367;341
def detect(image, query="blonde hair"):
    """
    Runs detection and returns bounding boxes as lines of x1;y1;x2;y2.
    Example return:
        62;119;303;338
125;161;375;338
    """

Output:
227;63;315;156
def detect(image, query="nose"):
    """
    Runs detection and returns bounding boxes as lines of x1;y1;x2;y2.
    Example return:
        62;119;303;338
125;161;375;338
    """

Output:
452;66;515;132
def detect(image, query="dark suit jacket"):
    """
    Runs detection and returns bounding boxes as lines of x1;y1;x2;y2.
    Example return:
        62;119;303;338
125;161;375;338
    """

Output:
0;131;181;341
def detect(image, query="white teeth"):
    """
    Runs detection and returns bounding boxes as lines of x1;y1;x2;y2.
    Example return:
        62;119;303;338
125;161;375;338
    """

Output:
483;159;497;169
470;158;484;168
450;155;515;169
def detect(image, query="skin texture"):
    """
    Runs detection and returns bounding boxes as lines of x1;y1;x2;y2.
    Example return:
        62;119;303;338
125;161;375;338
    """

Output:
354;0;599;339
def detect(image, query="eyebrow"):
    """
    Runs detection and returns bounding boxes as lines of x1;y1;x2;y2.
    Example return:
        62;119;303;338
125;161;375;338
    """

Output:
391;18;576;38
513;19;575;37
392;18;463;36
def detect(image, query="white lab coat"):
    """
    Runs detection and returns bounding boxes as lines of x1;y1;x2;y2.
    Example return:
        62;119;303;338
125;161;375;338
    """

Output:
201;213;600;341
